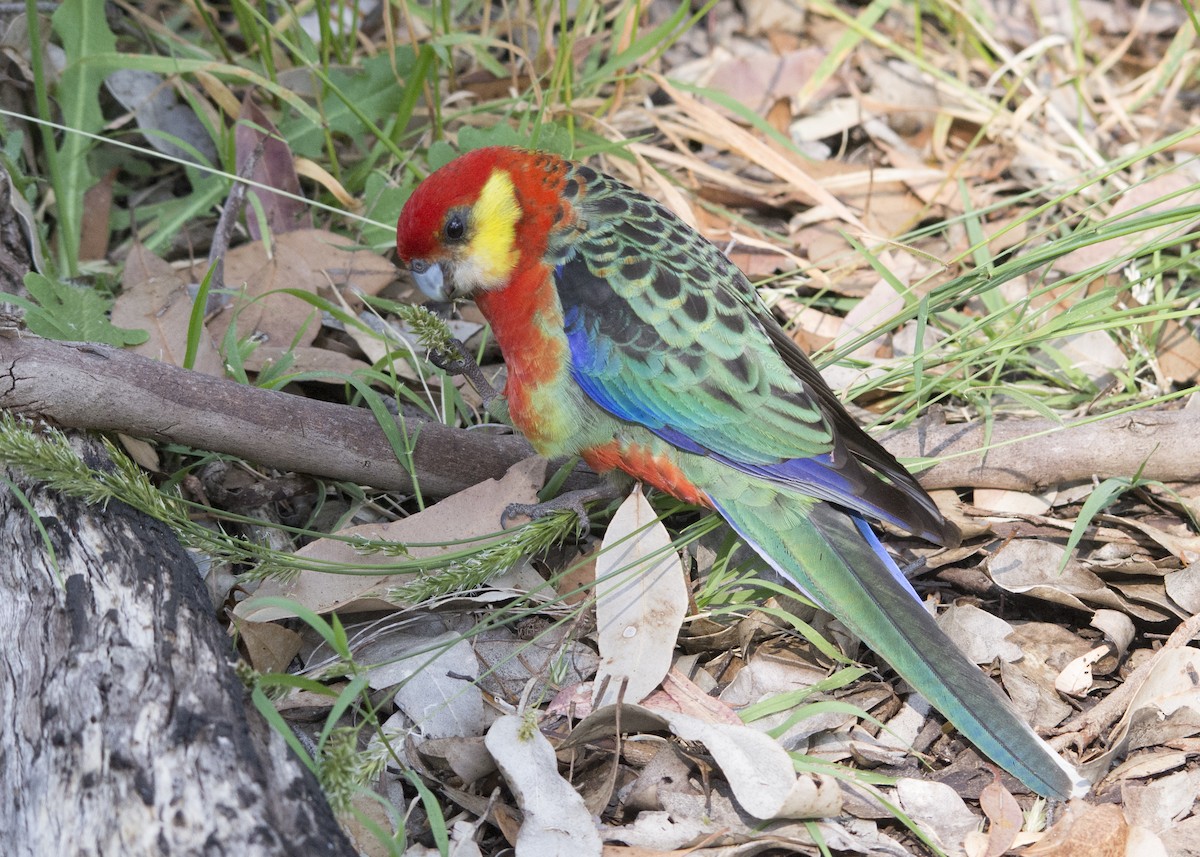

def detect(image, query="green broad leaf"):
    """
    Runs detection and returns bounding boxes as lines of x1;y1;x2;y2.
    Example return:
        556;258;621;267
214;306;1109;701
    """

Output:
278;52;417;159
458;124;526;152
360;171;412;250
426;139;457;171
17;273;148;346
50;0;117;273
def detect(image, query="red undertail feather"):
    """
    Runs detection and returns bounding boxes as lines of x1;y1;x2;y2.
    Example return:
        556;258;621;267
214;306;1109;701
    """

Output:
582;442;711;508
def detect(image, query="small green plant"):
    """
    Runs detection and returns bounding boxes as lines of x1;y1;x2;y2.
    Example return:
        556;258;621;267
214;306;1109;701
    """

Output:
7;273;148;346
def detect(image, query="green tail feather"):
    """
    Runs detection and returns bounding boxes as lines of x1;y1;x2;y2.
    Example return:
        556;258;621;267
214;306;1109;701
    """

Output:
709;490;1088;800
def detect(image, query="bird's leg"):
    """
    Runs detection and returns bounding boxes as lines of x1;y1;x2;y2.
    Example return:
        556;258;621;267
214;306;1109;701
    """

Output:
502;472;632;537
427;338;509;422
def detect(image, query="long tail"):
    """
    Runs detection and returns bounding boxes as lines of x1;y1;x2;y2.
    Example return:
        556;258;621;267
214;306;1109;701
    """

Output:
709;491;1088;800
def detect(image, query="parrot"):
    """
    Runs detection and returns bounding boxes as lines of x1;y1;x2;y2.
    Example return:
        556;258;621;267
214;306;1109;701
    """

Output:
395;146;1088;800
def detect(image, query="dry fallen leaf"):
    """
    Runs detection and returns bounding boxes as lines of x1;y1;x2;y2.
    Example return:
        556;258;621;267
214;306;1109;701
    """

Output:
1055;645;1109;696
236;95;313;239
233;456;545;620
208;227;395;352
485;714;602;856
937;603;1023;665
989;538;1168;621
231;613;301;674
367;627;485;740
975;778;1023;857
1021;801;1128;857
1000;622;1087;730
593;488;688;707
896;778;980;855
113;242;224;375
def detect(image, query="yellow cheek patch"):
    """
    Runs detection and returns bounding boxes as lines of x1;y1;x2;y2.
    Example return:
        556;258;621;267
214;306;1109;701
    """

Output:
468;171;521;287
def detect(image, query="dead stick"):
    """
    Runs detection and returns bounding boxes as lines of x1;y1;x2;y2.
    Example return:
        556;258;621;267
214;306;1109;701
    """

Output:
884;407;1200;491
2;327;1197;496
0;327;540;497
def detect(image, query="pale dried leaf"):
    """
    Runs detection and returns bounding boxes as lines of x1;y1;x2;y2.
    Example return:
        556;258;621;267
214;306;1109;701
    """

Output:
1088;647;1200;781
1123;827;1169;857
1055;645;1109;696
484;715;602;856
743;0;808;35
1000;623;1086;729
790;96;867;142
718;646;828;707
1122;649;1200;752
705;48;823;116
365;630;484;739
1057;174;1200;276
895;778;978;856
1154;319;1200;385
474;626;598;707
989;539;1157;618
837;251;920;360
1159;816;1200;857
1105;750;1188;784
418;736;497;785
598;810;711;850
1164;562;1200;613
1120;769;1200;834
1108;515;1200;565
874;696;932;755
1091;609;1136;655
1024;802;1128;857
619;745;697;813
937;603;1022;664
105;68;218;164
1040;330;1127;387
566;696;838;820
593;488;688;707
656;707;839;820
973;488;1054;516
345;789;401;857
116;434;160;472
233;457;545;620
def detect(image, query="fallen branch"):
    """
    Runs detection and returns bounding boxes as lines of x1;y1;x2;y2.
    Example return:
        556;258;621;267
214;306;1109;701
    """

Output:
0;325;539;498
884;407;1200;491
1;326;1194;496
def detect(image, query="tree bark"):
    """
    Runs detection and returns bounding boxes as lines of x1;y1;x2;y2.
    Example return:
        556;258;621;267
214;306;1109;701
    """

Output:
0;442;356;857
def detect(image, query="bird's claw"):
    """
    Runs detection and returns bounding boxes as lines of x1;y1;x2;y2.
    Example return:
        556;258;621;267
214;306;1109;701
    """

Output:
500;483;627;537
502;495;593;538
426;338;508;419
427;338;473;376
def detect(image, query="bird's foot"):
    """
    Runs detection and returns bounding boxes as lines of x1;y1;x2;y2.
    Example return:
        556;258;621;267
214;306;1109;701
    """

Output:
427;337;473;375
428;338;508;420
501;484;623;538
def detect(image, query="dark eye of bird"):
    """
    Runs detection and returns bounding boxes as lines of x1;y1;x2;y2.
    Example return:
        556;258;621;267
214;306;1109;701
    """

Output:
444;211;467;242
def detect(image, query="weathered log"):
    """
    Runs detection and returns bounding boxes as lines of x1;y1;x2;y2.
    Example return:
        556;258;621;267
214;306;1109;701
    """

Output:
0;442;357;856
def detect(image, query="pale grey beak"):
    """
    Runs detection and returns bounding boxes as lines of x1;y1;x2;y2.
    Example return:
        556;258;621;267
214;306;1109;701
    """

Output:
411;261;449;301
